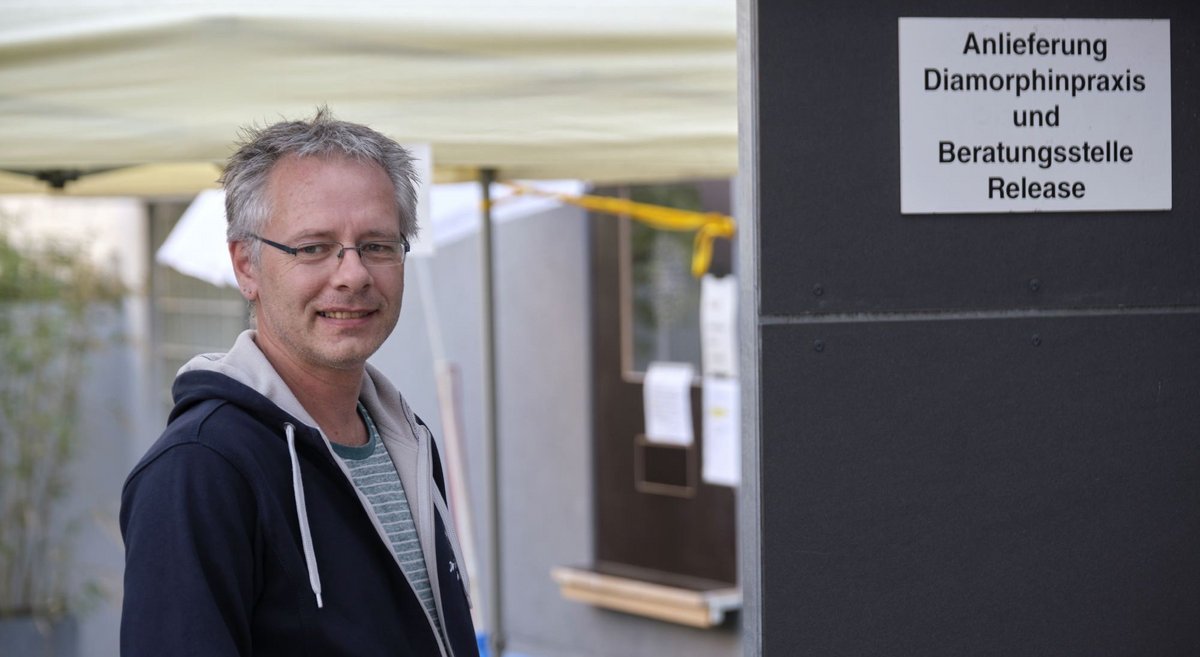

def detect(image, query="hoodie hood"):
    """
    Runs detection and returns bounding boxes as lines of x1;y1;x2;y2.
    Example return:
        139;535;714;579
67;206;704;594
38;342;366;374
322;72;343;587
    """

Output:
172;330;424;453
173;330;325;433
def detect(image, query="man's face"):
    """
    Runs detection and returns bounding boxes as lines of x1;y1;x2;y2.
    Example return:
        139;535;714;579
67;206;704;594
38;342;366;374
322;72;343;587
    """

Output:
234;153;405;376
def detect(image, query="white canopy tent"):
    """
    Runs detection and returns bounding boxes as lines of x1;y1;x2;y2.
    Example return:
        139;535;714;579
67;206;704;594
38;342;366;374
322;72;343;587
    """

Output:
0;0;736;193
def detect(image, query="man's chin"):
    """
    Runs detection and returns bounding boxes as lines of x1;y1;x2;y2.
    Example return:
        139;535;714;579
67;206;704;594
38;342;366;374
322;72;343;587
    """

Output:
315;340;384;371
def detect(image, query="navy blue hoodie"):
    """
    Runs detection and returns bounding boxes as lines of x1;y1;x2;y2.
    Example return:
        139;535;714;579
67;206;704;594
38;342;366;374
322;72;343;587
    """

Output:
121;331;478;657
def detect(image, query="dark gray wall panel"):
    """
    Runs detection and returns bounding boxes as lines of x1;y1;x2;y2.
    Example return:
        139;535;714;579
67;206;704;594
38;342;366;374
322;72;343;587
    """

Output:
760;314;1200;656
758;0;1200;315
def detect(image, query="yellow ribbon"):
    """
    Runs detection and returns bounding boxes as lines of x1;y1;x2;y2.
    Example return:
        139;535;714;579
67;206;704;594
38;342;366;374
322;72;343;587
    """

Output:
504;183;736;277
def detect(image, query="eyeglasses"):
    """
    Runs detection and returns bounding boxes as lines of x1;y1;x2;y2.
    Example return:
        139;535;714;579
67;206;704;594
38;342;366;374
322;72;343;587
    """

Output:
251;234;410;267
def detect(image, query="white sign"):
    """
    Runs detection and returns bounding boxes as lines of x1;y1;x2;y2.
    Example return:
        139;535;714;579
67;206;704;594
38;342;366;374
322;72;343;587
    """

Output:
899;18;1171;213
700;274;738;378
643;362;695;446
701;377;741;487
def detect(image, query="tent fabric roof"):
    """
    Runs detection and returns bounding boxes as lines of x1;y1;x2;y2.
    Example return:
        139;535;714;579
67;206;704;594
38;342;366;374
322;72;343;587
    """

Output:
0;1;737;194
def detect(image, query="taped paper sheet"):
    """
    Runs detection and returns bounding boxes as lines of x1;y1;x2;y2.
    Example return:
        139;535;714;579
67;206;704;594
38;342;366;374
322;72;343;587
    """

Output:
701;274;738;377
702;377;740;487
643;362;695;446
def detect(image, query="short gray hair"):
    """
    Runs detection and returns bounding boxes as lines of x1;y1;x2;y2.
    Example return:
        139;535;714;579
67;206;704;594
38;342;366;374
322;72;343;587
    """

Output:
221;107;419;259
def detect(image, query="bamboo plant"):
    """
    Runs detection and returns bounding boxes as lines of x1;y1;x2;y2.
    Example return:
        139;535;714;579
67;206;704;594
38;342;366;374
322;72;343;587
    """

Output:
0;221;123;620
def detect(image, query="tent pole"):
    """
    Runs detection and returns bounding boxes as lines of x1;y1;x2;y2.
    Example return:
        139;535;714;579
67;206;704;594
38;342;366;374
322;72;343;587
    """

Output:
479;167;504;657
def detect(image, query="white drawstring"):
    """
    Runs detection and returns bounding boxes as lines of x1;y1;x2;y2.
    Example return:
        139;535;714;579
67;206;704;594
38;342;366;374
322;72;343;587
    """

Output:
286;423;324;609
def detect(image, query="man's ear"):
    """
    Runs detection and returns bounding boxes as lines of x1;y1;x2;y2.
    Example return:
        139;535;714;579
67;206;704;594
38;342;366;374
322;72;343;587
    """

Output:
230;240;258;301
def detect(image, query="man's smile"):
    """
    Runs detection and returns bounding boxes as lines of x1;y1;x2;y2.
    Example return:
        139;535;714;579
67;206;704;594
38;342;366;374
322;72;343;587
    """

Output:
318;310;375;319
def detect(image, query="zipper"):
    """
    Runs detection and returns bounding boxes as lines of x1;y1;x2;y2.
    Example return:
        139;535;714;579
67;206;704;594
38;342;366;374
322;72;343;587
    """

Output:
414;419;454;657
431;474;472;608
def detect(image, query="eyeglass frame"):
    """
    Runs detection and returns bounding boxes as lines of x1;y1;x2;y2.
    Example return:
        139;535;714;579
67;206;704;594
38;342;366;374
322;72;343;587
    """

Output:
249;233;411;267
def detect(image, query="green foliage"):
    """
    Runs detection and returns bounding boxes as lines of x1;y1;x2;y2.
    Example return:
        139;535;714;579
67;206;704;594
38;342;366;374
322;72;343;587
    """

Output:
0;221;124;619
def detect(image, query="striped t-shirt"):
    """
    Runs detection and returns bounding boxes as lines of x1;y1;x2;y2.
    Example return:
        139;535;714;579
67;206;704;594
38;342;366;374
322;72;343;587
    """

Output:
330;403;441;634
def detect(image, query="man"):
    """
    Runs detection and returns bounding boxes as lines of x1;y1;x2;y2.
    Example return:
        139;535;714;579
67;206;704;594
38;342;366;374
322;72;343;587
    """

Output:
120;109;478;657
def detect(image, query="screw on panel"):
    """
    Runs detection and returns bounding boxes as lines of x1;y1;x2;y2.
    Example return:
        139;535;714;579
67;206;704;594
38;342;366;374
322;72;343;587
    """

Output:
1031;334;1042;347
813;340;825;353
812;284;824;297
1028;278;1041;292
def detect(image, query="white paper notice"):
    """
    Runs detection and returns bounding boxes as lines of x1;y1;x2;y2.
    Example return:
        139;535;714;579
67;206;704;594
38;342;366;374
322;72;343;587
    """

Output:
701;274;738;378
702;377;741;487
643;362;695;445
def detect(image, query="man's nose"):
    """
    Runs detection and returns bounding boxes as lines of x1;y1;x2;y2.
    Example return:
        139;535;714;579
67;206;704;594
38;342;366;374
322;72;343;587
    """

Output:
330;247;372;287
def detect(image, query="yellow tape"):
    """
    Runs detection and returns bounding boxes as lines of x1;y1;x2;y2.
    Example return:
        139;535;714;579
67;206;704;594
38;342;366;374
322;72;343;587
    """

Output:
505;183;735;277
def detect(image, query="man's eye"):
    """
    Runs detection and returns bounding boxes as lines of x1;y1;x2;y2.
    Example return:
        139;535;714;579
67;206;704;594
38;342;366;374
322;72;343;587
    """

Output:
296;243;333;257
360;242;398;256
363;242;395;254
